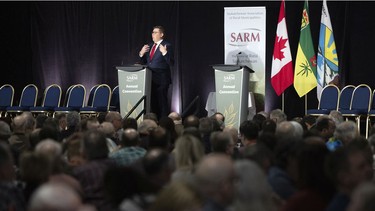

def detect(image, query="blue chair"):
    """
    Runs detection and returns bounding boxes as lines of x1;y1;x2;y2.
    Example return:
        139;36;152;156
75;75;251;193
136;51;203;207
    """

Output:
6;84;38;116
340;84;372;132
307;84;339;115
366;89;375;138
80;84;112;116
87;84;99;107
61;84;75;108
338;85;355;111
30;84;62;116
109;85;119;112
0;84;14;117
54;84;86;114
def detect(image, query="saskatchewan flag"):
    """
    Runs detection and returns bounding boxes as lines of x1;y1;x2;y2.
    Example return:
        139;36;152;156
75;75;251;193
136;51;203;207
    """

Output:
293;0;317;97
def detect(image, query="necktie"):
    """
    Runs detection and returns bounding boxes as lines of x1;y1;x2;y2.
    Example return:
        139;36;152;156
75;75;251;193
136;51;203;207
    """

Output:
149;43;157;60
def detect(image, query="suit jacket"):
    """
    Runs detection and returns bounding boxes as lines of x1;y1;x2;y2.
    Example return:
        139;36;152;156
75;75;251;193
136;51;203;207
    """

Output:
140;40;174;85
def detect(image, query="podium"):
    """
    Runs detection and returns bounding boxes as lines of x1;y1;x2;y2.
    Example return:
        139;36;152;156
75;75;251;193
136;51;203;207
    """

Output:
212;65;253;129
117;65;151;119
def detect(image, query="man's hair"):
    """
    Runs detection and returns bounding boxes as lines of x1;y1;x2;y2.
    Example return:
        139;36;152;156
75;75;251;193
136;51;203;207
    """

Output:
154;25;165;37
121;128;140;147
66;111;81;128
210;131;232;153
239;120;259;140
82;130;108;160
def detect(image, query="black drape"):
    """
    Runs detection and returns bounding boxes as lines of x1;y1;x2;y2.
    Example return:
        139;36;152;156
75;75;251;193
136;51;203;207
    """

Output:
1;1;375;118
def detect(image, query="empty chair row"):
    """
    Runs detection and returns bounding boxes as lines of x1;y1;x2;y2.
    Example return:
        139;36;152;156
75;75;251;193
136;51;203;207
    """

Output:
0;83;120;117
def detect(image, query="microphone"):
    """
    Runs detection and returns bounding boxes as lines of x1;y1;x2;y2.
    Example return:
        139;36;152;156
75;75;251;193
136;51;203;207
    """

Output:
236;52;242;65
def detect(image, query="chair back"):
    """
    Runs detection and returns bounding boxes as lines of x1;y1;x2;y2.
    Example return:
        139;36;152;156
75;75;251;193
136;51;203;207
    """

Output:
350;84;372;111
67;84;86;108
318;84;339;110
110;86;119;108
87;84;99;106
338;85;355;110
19;84;38;107
370;90;375;110
92;84;111;109
42;84;62;107
0;84;14;107
62;85;75;107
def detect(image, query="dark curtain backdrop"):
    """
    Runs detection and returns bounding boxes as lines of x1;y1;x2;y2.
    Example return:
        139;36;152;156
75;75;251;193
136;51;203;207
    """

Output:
1;1;374;119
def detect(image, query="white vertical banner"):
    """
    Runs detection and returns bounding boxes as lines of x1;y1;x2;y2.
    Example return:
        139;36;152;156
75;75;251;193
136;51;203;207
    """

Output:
224;7;266;111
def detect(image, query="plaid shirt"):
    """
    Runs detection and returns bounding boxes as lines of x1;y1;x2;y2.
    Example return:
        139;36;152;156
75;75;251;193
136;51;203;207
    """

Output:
110;146;146;166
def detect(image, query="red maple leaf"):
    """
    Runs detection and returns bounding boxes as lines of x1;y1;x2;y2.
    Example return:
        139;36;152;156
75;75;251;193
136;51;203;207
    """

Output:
273;35;288;61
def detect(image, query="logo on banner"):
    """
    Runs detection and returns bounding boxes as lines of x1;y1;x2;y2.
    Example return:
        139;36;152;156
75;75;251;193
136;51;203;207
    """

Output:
229;28;261;46
223;74;235;83
126;74;138;82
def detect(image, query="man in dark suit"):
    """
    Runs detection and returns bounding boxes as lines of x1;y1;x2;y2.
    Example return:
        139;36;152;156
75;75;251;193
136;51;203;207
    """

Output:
139;25;174;119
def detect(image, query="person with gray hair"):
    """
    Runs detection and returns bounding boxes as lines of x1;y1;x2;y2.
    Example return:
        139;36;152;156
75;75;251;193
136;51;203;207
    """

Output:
28;183;93;211
329;110;344;126
0;120;11;143
233;160;278;211
0;143;26;211
334;121;359;145
347;182;375;211
210;131;235;156
194;153;235;211
61;111;81;140
275;121;303;141
110;128;146;166
9;112;35;155
270;109;287;124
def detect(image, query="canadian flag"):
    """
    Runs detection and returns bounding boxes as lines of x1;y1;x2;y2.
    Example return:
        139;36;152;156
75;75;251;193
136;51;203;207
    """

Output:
271;0;294;96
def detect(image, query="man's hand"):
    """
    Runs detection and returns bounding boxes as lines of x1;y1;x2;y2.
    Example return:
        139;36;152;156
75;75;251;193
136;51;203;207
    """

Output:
159;44;167;55
139;44;150;57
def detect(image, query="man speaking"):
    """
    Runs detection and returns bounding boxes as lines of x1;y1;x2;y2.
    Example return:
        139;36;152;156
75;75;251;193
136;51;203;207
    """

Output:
139;25;174;119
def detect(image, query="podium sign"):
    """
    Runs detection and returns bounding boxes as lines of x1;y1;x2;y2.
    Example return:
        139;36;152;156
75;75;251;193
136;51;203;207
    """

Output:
117;66;151;119
213;65;250;129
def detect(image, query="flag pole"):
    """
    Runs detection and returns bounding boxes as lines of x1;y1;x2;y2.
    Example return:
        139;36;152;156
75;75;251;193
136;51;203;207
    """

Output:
305;94;307;116
282;92;285;112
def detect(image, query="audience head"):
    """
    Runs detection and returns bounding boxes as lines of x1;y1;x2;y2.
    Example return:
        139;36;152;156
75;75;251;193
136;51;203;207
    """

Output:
122;117;138;130
261;119;276;135
302;115;316;130
326;140;373;193
252;113;267;131
66;111;81;129
183;115;199;129
80;117;99;132
149;181;203;211
174;135;205;170
194;154;235;207
199;117;213;134
143;112;158;123
0;120;11;142
98;122;116;138
148;126;170;150
0;143;15;181
269;109;287;124
138;119;157;136
334;121;359;145
35;139;62;162
233;160;276;211
243;143;273;173
275;120;303;141
64;132;85;167
168;112;182;125
210;131;235;156
82;130;108;160
347;182;375;211
315;116;336;141
105;111;122;131
28;183;84;211
329;110;344;126
239;120;259;146
35;115;48;129
55;113;67;131
121;128;140;147
143;148;173;189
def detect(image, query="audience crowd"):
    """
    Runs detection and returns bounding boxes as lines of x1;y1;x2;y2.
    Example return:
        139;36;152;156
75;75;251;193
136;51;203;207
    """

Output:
1;109;375;211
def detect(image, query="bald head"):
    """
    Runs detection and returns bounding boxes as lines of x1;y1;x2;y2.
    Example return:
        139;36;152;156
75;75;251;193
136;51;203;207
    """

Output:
121;128;140;147
194;154;235;206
